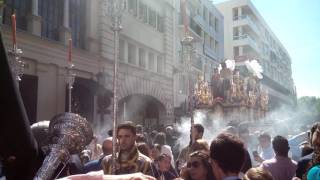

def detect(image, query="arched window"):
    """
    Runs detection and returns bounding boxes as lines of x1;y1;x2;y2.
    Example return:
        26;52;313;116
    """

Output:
3;0;31;30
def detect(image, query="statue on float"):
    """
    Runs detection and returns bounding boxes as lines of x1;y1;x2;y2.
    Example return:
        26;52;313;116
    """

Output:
192;58;269;121
194;75;212;106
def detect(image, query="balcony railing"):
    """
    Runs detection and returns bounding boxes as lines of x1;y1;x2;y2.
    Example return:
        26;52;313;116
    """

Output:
233;15;260;35
233;34;260;53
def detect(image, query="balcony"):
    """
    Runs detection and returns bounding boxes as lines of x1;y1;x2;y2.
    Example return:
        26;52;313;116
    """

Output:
204;45;219;60
233;34;260;53
193;15;217;37
233;15;260;36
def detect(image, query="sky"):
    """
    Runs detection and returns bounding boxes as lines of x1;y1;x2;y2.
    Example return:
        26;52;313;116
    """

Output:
214;0;320;98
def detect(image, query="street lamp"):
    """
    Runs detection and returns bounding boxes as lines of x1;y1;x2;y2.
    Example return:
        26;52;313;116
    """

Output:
103;0;125;174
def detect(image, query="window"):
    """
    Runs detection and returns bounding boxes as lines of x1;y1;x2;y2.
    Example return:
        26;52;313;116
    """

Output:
139;2;148;23
215;40;219;53
69;0;86;49
39;0;63;41
209;13;214;27
157;55;163;73
3;0;30;30
210;37;215;50
214;17;219;32
203;6;208;22
203;33;210;47
156;14;163;32
233;8;238;20
234;46;239;57
139;48;146;68
148;8;156;28
128;0;137;16
128;43;136;65
148;53;155;71
119;39;125;61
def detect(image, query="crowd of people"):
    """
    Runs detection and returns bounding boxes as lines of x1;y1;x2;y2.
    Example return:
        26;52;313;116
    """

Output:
11;120;316;180
0;109;319;180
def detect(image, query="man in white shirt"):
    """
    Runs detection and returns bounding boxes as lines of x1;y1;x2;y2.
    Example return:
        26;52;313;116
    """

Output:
254;132;275;164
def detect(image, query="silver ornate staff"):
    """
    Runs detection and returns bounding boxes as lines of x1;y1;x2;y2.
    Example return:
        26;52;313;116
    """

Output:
65;38;75;113
103;0;125;174
8;13;24;84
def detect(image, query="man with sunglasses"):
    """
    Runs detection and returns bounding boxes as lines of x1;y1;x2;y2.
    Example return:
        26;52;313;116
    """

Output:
209;133;245;180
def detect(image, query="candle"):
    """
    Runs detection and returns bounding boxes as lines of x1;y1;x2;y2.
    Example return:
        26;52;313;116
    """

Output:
11;13;16;47
68;38;72;62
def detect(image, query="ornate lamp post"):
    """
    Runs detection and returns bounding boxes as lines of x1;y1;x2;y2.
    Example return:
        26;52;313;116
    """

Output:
103;0;125;174
180;0;196;144
181;35;195;126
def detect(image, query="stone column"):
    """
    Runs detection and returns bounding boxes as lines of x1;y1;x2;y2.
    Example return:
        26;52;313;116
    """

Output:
59;0;71;45
27;0;41;36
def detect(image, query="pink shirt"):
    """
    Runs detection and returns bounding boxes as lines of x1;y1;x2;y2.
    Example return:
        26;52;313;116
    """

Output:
260;156;297;180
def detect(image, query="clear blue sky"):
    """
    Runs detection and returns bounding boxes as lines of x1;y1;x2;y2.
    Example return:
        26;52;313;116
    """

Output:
214;0;320;97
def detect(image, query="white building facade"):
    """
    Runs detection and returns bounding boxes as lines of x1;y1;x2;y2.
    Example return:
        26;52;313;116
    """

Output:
216;0;296;107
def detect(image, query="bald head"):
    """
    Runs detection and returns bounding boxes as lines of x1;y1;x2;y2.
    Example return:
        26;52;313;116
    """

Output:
102;137;113;156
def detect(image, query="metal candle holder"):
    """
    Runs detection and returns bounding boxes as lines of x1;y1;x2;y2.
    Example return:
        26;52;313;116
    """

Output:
8;45;24;82
65;63;75;113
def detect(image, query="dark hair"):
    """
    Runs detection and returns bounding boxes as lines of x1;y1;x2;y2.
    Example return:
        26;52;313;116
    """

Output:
136;124;143;134
272;136;289;156
310;122;320;145
136;133;146;143
137;142;150;157
301;144;313;157
183;151;214;180
153;132;166;146
194;124;204;134
117;121;136;135
210;133;245;174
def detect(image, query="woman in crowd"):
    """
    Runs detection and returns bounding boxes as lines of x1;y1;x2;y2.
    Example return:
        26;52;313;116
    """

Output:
151;153;179;180
153;132;175;167
181;151;215;180
151;144;162;160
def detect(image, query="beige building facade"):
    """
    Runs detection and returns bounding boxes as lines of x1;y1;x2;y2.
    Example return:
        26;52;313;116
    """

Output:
1;0;224;129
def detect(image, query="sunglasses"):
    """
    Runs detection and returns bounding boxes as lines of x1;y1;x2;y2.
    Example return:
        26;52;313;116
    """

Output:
187;161;201;168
